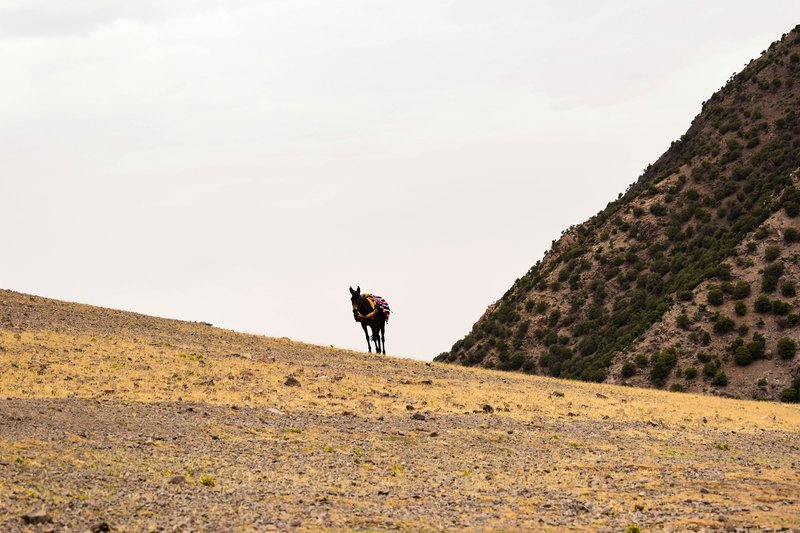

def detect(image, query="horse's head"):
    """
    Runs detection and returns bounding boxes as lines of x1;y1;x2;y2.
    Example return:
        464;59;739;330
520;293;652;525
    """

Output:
349;286;362;309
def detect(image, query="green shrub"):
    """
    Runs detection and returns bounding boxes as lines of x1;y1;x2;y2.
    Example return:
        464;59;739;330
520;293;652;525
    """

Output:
781;386;799;402
747;333;766;359
781;282;796;297
788;314;800;327
684;366;698;379
635;354;649;367
734;301;747;316
677;290;693;302
781;378;800;403
621;361;636;378
669;383;687;392
777;337;797;360
755;295;773;313
734;345;753;366
732;281;751;299
772;300;791;316
707;287;724;306
764;246;781;261
713;315;735;334
703;361;719;378
712;371;729;387
785;227;800;243
548;309;561;327
677;313;691;330
762;262;784;293
650;348;678;387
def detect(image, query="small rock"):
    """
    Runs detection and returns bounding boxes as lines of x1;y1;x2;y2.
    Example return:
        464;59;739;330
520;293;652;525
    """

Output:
91;522;111;532
411;413;426;421
378;490;389;496
284;376;301;387
700;416;708;424
169;476;185;485
429;431;439;437
406;404;415;411
647;420;660;427
21;510;52;525
482;404;494;414
266;408;285;416
551;391;565;397
595;393;608;399
700;487;709;494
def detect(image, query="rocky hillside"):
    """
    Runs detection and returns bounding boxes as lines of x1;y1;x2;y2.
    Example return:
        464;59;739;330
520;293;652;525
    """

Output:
2;289;800;531
437;25;800;401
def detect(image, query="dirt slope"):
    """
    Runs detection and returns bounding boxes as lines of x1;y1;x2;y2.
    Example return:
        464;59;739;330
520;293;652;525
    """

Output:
1;289;799;531
439;25;800;400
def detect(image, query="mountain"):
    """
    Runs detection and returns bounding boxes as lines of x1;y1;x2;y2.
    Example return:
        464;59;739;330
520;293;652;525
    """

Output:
437;25;800;401
2;288;800;530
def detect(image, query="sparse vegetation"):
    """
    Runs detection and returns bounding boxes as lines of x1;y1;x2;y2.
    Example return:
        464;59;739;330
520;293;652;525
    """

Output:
777;337;797;360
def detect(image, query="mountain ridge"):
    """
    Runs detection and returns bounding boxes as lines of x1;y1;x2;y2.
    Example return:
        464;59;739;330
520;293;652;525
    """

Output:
437;25;800;402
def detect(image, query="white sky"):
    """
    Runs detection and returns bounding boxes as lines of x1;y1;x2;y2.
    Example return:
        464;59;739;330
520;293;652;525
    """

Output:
2;1;798;359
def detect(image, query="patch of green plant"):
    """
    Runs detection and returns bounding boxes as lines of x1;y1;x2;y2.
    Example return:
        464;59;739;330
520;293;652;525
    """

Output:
777;337;797;360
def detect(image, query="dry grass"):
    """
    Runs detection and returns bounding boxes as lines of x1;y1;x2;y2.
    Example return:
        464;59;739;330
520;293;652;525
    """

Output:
1;290;799;530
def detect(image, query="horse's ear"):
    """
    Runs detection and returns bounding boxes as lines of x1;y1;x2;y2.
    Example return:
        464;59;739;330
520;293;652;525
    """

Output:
349;286;355;295
356;286;361;295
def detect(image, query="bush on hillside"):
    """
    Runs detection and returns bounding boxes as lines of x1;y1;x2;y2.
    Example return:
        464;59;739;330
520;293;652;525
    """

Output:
755;295;773;313
734;345;753;366
707;287;724;306
764;246;781;261
650;348;678;387
772;300;791;316
762;262;784;293
781;378;800;403
621;361;636;378
732;281;751;299
781;281;796;297
712;371;729;387
714;315;736;334
777;337;797;360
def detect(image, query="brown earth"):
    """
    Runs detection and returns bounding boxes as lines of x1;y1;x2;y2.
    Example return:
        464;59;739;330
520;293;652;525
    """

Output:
441;26;800;399
1;289;800;531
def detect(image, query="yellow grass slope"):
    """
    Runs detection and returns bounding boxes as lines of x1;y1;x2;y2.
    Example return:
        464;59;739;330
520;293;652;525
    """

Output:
1;289;799;531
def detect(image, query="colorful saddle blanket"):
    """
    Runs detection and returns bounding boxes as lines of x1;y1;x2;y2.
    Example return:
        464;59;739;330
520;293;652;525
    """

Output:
367;294;391;320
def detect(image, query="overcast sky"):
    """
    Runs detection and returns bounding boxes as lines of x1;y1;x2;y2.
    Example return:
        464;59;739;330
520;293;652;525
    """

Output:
1;1;798;359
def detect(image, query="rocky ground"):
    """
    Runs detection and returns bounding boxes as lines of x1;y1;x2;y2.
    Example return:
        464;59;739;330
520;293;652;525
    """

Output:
1;289;799;531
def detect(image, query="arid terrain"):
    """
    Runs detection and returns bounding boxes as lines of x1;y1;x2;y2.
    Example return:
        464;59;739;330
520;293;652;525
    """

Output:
1;289;799;531
442;26;800;397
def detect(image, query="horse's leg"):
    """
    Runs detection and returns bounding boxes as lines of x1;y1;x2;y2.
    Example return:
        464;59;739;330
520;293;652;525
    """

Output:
380;321;386;354
362;322;371;353
372;320;381;354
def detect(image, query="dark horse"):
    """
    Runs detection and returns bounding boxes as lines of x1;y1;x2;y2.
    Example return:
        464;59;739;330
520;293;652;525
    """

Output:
350;286;387;354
